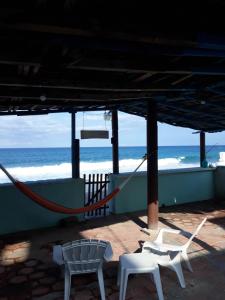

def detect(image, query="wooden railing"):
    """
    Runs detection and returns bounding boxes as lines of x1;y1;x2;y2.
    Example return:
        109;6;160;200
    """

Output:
83;173;110;218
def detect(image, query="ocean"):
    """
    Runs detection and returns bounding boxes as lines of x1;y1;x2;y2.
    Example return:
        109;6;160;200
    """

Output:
1;145;225;183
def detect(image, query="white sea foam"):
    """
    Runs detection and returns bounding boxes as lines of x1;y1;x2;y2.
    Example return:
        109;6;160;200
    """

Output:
216;152;225;166
0;157;201;184
0;163;72;183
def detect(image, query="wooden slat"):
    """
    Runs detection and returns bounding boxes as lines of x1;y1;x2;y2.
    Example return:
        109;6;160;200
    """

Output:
104;174;108;216
99;173;103;212
84;173;110;218
95;174;99;216
88;174;92;217
91;174;95;217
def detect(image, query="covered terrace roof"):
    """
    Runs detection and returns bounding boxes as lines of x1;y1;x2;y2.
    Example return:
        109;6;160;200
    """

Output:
1;1;225;132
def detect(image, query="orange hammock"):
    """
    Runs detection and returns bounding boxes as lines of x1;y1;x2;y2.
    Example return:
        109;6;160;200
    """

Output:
0;155;146;214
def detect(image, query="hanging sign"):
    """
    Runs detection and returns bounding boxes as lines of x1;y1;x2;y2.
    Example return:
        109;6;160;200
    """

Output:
80;130;109;139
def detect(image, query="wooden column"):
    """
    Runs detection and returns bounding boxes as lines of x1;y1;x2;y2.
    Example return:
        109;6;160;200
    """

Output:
111;110;119;174
71;112;80;178
200;131;206;167
147;101;159;229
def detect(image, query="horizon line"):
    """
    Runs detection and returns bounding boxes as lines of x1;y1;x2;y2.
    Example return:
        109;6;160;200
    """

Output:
0;144;225;149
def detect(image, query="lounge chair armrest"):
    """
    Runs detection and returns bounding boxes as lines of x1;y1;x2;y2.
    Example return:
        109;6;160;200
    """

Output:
160;228;181;234
155;228;181;243
142;241;181;253
142;241;162;252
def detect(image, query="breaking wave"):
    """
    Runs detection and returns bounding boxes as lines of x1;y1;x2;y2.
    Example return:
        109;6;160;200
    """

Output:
0;157;200;184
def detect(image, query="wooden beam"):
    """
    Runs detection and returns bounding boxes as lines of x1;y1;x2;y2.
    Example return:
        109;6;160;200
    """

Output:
158;101;225;126
0;60;40;67
71;64;225;76
3;54;225;76
0;82;195;92
0;99;145;111
133;72;155;83
1;23;197;48
171;74;193;86
0;88;156;101
147;100;159;229
7;22;225;58
166;97;225;115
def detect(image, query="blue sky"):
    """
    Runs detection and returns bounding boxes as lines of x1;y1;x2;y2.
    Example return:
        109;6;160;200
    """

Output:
0;111;225;147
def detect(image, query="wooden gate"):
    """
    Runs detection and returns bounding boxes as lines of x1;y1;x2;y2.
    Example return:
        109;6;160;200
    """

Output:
83;173;110;218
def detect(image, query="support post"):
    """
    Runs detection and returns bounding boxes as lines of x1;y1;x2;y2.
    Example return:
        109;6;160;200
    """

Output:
111;110;119;174
200;131;206;167
71;112;80;178
147;101;159;229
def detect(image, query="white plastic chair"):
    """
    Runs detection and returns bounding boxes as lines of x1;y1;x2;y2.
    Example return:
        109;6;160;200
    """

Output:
142;217;207;288
62;239;112;300
118;253;164;300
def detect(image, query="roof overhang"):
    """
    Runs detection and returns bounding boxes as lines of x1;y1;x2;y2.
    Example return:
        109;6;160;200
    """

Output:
1;1;225;132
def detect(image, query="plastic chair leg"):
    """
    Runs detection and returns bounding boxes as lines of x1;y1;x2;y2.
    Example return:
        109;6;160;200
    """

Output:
152;267;164;300
117;264;121;287
170;256;186;288
119;268;125;300
64;271;71;300
182;251;193;272
121;270;129;300
97;268;106;300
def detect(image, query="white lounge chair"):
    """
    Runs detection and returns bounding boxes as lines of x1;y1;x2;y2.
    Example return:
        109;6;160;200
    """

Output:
61;239;112;300
142;217;207;288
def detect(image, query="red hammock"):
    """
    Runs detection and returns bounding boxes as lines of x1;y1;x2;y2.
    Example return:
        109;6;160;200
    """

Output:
15;181;120;214
0;156;146;214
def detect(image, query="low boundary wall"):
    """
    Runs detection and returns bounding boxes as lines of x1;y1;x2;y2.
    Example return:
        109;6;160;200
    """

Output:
0;178;84;235
110;168;215;214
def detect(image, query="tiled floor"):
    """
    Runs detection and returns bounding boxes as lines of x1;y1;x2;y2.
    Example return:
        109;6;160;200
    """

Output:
1;200;225;299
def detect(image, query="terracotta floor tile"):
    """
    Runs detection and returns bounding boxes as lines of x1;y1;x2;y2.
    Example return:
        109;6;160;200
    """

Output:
1;200;225;299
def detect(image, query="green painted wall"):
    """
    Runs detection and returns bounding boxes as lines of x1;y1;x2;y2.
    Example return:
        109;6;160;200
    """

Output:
0;168;217;235
0;178;84;235
110;168;215;214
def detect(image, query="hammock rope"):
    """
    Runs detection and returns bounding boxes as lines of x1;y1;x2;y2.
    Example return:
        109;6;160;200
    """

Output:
0;154;147;214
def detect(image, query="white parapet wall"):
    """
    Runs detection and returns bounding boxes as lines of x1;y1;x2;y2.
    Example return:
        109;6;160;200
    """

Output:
0;178;84;235
110;168;215;214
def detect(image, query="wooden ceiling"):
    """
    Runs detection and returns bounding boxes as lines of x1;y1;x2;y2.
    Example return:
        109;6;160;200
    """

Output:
1;1;225;132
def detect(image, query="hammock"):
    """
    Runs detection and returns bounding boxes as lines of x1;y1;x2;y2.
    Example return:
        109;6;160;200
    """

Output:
0;155;147;214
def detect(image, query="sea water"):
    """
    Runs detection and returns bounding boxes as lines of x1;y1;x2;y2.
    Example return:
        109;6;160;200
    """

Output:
0;145;225;183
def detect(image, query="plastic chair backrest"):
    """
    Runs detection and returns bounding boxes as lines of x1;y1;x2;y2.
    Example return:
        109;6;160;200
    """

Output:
62;239;109;273
184;217;207;249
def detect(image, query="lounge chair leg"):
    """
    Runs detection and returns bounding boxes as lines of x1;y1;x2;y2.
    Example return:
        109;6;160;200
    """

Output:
182;251;193;272
171;254;186;288
152;267;164;300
